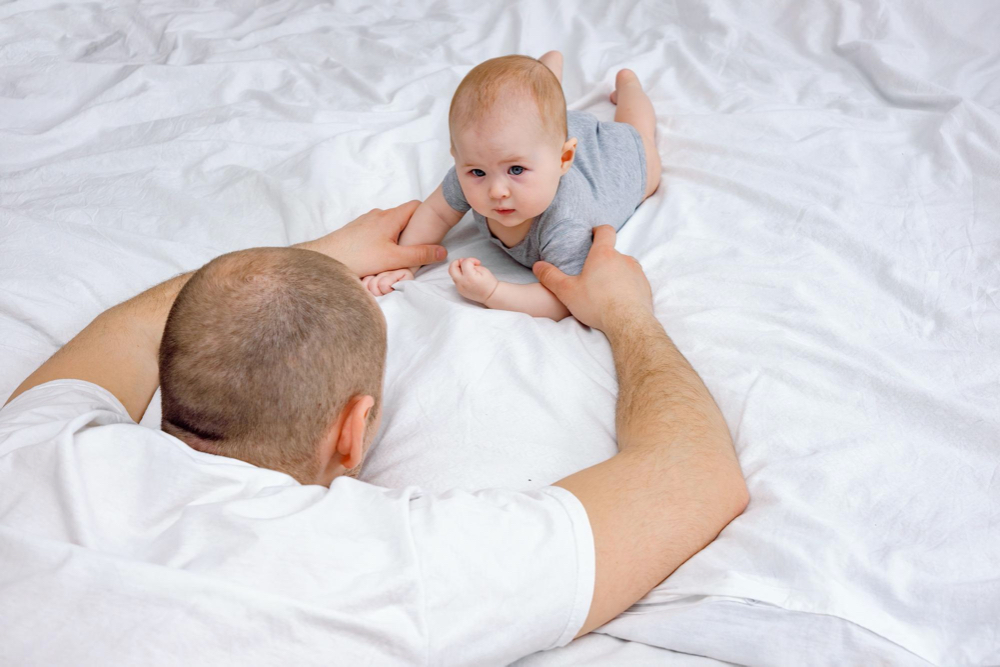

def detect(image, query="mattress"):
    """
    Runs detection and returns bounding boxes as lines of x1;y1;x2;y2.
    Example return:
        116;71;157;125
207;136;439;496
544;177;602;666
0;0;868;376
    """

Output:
2;1;998;665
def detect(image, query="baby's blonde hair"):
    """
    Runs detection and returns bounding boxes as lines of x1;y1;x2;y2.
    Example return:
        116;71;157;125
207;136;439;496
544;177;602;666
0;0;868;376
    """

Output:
449;55;567;146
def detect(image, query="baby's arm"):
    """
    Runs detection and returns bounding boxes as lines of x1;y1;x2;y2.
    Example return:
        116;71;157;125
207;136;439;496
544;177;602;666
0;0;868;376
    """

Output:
449;258;570;321
364;185;463;296
398;185;463;271
488;281;570;321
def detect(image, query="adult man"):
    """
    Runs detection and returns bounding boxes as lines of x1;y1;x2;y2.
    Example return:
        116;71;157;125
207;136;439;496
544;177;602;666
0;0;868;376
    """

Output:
0;202;748;665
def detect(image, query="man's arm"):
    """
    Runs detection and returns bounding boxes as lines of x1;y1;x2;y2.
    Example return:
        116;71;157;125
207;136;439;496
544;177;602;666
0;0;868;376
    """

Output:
5;274;191;422
538;226;749;636
5;202;446;420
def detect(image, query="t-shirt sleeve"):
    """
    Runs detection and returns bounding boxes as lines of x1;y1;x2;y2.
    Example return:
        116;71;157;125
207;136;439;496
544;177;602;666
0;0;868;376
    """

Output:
440;166;472;213
539;220;593;277
0;380;133;457
408;485;595;666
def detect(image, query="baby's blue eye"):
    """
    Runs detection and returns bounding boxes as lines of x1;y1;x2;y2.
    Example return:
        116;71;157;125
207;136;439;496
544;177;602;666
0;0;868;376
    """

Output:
509;165;524;175
471;169;486;177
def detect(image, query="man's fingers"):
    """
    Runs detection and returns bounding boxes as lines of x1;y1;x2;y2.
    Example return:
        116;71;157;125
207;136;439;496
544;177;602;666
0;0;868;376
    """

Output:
533;261;568;295
389;200;421;217
385;200;422;232
591;225;617;248
399;243;447;267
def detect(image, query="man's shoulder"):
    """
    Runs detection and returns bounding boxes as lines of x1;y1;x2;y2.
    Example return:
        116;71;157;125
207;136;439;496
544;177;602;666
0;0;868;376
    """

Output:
2;378;129;418
0;379;133;454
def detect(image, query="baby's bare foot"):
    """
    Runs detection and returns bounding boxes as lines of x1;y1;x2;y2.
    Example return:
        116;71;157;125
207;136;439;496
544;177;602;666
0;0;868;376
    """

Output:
610;68;641;104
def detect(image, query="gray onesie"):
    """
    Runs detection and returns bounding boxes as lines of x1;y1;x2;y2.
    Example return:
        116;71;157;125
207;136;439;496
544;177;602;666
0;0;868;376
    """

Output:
441;110;648;276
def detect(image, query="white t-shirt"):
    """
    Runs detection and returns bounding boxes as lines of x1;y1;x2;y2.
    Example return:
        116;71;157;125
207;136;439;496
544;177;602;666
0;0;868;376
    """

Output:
0;380;595;666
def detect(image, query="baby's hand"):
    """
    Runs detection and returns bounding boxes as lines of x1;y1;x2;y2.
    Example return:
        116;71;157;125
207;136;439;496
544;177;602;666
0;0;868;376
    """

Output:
362;268;414;297
448;258;499;304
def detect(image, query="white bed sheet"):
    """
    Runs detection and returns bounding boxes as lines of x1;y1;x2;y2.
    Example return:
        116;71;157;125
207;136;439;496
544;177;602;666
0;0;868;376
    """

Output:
513;633;732;667
2;1;999;665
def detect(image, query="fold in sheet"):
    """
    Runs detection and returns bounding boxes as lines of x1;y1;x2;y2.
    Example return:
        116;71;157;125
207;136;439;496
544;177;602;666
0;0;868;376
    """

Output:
1;1;998;665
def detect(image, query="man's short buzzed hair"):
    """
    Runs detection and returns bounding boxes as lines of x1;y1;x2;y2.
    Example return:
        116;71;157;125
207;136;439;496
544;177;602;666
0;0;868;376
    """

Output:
159;247;386;484
449;54;567;146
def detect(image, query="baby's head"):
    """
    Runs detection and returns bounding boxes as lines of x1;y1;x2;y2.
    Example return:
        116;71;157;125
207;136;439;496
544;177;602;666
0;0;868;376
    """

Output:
449;55;577;229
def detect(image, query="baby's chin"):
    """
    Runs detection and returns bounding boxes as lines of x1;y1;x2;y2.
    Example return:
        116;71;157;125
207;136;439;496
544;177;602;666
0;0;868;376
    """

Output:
493;217;530;227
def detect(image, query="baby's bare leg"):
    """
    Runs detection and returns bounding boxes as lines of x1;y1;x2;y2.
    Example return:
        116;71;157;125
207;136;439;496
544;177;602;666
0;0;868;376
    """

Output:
611;69;661;198
539;50;563;83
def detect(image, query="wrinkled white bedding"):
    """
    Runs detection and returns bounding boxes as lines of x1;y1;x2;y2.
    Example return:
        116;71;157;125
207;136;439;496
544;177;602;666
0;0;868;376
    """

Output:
2;1;998;665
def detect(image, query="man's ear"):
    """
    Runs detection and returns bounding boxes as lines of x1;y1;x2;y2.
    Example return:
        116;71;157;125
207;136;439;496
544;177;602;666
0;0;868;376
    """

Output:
560;137;578;174
335;395;375;471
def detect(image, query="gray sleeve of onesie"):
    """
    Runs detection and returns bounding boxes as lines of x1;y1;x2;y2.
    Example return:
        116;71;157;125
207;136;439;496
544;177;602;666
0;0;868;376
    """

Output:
539;220;593;277
441;166;471;213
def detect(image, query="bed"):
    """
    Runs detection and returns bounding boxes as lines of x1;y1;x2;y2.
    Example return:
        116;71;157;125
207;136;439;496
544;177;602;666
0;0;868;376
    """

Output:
1;1;998;665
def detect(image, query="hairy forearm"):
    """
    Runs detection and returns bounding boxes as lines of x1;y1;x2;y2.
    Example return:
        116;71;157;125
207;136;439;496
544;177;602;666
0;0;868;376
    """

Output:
554;310;747;637
5;273;191;421
605;308;735;461
125;272;193;355
484;281;570;321
558;308;746;636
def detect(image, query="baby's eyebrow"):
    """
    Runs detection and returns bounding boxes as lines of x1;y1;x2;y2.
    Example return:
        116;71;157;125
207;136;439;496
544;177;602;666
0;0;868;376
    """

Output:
461;156;528;168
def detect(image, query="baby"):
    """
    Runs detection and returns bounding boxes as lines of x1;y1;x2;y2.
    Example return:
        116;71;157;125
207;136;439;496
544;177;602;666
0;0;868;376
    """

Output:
361;50;661;321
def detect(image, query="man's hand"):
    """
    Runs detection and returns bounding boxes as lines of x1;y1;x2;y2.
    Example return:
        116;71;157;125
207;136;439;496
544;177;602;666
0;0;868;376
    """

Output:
298;201;447;278
362;268;414;297
449;258;499;304
532;225;652;332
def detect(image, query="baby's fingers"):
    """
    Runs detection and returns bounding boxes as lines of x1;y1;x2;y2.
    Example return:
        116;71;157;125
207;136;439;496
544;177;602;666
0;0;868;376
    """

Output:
460;257;479;275
448;259;464;281
377;272;398;294
362;275;383;297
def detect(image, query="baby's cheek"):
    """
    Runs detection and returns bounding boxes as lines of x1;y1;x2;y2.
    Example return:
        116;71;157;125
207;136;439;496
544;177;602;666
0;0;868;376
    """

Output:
527;190;555;216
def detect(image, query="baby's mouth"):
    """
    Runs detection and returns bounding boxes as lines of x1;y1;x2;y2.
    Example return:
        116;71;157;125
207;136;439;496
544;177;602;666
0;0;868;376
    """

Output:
495;208;515;215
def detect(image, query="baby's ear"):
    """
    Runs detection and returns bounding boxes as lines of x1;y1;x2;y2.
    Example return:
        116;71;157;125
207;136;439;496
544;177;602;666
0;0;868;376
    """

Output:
560;137;578;174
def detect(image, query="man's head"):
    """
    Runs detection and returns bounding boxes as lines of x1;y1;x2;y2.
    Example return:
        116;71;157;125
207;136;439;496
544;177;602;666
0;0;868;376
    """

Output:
449;55;577;230
159;247;386;486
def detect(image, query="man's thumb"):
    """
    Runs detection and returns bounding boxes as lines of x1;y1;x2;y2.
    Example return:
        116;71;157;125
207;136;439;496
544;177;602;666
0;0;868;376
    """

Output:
533;261;566;293
403;244;447;267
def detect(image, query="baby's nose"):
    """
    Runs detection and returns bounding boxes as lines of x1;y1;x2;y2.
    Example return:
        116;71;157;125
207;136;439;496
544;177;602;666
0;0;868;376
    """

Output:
489;179;510;200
